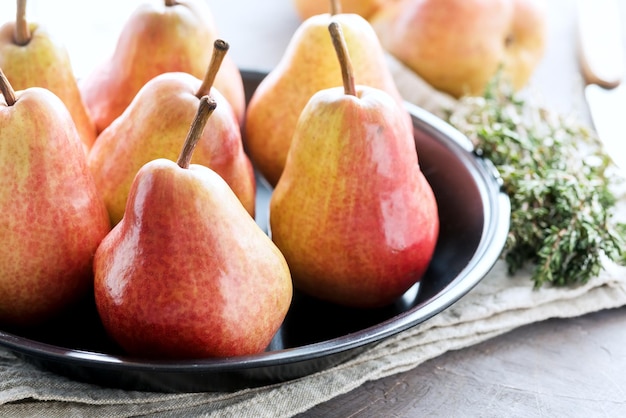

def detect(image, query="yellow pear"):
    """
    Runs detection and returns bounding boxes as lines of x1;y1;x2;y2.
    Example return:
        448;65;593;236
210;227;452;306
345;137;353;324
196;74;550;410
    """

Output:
292;0;391;21
245;0;410;187
0;0;97;150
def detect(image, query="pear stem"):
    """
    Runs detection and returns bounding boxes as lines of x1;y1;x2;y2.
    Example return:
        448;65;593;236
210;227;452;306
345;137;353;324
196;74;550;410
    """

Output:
328;22;356;97
330;0;341;15
165;0;177;7
0;68;17;106
177;96;217;169
14;0;30;46
195;39;229;98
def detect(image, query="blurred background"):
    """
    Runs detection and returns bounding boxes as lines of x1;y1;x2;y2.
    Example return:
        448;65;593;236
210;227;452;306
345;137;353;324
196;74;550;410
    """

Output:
0;0;624;119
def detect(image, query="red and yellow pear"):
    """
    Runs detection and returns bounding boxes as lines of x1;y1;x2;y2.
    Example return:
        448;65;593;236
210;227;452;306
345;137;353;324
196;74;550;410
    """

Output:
269;22;439;308
79;0;246;134
0;0;97;150
0;68;110;327
87;40;255;226
370;0;547;97
94;96;292;359
245;0;410;187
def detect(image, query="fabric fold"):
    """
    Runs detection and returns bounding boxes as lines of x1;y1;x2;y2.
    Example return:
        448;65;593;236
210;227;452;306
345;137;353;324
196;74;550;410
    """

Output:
2;258;625;417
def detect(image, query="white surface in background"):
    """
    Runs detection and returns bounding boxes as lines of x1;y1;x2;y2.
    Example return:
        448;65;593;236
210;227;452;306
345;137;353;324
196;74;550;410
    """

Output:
0;0;300;79
0;0;623;119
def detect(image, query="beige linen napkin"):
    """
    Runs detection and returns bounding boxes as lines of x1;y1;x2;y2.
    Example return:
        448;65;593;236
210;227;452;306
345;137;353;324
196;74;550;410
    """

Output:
2;261;626;417
2;56;626;417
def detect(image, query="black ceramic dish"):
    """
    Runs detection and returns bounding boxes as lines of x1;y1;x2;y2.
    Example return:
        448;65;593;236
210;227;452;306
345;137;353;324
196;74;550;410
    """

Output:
0;70;510;393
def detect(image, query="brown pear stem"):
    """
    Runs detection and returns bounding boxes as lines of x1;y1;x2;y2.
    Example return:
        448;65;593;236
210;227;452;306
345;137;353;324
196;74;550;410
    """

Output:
0;68;17;106
328;22;356;97
177;96;217;169
330;0;341;15
165;0;177;6
14;0;31;46
195;39;229;98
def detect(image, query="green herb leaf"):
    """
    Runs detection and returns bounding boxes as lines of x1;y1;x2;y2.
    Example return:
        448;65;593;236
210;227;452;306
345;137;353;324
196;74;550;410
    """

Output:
447;75;626;288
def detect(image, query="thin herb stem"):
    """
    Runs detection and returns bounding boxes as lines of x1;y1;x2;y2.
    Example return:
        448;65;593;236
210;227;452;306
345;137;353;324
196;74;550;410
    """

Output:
447;73;626;287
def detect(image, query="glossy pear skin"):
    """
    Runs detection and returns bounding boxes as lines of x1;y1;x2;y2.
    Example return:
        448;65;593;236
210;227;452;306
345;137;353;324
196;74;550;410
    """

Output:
94;160;292;359
0;88;111;326
79;0;245;133
87;72;255;226
0;21;97;150
245;13;409;187
270;86;438;308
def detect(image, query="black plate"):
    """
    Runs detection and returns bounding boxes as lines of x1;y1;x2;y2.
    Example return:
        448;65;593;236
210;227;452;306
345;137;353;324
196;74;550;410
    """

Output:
0;70;510;393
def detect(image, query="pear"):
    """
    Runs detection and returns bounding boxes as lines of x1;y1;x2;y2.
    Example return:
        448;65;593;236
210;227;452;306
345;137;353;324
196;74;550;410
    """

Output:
269;22;439;308
0;0;97;151
79;0;246;134
94;96;292;359
293;0;391;21
245;0;410;187
369;0;547;98
0;68;111;327
87;40;255;226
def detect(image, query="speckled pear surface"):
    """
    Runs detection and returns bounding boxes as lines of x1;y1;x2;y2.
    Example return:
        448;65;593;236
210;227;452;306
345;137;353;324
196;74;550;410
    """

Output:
87;72;255;226
79;0;246;133
270;85;438;308
0;21;97;150
0;86;111;326
245;12;410;187
94;160;292;359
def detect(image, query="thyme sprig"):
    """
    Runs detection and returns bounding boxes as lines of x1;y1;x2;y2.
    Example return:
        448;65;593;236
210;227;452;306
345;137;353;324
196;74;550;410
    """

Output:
447;77;626;288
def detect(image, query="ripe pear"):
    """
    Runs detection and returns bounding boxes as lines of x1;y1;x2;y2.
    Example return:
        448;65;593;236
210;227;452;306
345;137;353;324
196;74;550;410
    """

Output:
0;0;97;151
0;68;111;327
87;40;255;226
269;23;439;308
245;0;410;187
79;0;246;134
293;0;391;21
369;0;547;98
94;96;292;359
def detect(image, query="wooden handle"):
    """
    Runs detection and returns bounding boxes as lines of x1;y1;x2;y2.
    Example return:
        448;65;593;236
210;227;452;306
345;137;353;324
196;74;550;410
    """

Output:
577;0;625;89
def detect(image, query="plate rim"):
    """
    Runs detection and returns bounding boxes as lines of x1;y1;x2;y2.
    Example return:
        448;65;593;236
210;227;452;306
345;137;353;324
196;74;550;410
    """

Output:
0;75;511;388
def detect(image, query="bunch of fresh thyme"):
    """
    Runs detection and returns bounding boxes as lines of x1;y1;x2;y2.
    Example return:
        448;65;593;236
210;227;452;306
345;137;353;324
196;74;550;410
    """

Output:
447;77;626;288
